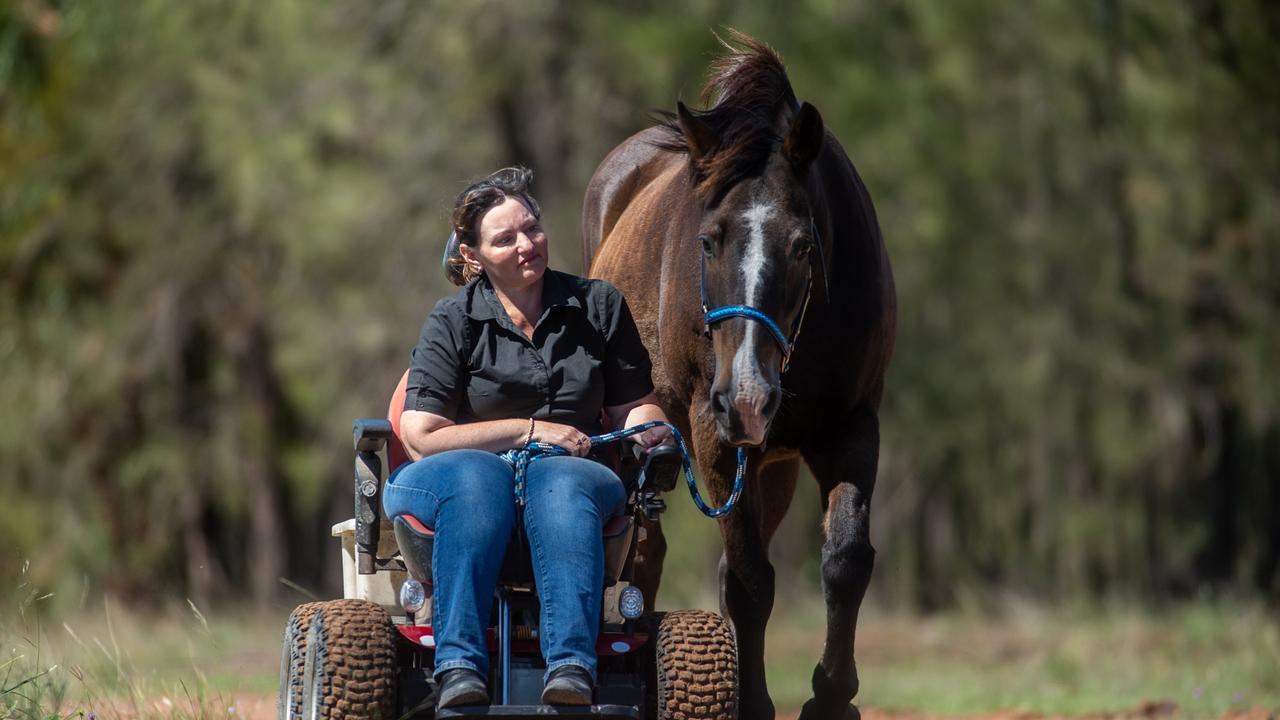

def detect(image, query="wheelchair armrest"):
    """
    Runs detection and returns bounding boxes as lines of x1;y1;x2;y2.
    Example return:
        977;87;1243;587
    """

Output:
353;418;393;452
352;418;393;575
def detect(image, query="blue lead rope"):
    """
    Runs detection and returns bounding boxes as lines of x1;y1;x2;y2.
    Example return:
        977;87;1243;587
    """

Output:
500;420;745;518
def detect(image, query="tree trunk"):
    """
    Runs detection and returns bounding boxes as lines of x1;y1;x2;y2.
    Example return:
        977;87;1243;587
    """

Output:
241;316;288;604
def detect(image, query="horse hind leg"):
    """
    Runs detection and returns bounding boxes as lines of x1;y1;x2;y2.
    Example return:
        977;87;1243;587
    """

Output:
800;408;879;720
631;514;667;610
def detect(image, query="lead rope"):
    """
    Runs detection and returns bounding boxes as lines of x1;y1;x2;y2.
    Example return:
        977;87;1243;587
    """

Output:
501;420;745;518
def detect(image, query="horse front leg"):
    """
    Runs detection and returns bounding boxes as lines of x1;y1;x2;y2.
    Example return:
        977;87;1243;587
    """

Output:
799;406;880;720
716;478;776;720
700;436;799;719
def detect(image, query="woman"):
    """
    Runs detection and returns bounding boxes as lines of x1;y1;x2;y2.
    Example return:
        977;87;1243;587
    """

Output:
383;167;671;708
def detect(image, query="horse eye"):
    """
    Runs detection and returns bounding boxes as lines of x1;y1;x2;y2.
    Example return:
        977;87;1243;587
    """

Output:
795;240;813;259
699;234;714;257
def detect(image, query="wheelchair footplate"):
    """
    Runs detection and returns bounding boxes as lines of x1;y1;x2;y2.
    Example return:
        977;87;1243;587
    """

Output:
436;705;638;719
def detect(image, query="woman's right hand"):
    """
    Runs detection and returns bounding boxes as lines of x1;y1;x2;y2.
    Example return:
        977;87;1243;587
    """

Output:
530;420;592;457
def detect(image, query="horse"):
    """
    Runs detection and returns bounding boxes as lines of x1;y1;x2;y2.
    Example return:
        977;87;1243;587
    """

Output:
582;33;896;720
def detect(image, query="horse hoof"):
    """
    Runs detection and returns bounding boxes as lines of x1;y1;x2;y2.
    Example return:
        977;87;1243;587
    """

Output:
798;698;859;720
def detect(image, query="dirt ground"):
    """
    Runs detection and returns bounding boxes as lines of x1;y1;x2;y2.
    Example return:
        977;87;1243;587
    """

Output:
183;693;1277;720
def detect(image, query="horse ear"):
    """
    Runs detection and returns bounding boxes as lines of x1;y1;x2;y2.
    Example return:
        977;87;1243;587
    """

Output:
784;102;824;171
677;101;716;165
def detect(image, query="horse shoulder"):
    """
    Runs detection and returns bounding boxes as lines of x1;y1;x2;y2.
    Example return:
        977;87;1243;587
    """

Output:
591;160;687;291
584;151;698;422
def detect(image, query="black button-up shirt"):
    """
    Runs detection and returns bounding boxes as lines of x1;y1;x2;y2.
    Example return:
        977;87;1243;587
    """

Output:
405;270;654;436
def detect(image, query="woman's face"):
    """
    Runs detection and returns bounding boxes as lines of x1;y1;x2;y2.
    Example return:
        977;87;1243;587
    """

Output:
461;195;548;292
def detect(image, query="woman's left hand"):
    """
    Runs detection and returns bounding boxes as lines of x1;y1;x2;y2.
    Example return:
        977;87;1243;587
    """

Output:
531;420;593;457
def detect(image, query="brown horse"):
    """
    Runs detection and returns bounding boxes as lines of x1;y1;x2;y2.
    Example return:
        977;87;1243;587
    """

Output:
582;34;895;720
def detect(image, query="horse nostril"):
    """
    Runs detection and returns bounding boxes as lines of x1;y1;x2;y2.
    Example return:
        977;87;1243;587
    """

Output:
763;387;781;418
711;390;731;420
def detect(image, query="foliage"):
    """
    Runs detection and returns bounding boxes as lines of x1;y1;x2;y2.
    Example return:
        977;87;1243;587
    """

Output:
1;0;1278;608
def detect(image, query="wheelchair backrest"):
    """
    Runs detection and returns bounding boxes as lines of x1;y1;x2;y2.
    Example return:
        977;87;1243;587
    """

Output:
386;369;412;473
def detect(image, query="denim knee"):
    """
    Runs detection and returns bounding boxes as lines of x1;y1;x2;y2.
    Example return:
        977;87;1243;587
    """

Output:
524;456;626;520
383;449;517;537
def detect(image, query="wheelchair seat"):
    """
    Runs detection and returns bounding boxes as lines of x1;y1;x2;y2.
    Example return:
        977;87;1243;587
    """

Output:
393;512;636;594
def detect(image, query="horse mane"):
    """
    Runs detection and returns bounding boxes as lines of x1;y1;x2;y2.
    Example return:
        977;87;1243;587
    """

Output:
653;31;799;201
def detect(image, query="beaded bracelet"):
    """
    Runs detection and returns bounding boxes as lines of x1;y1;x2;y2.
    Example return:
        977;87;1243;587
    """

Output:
523;417;535;448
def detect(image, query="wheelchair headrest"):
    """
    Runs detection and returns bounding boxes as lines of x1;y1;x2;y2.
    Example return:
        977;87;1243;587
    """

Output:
442;230;465;286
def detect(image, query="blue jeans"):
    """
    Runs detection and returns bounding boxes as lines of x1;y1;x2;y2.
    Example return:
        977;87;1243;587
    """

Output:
383;449;626;681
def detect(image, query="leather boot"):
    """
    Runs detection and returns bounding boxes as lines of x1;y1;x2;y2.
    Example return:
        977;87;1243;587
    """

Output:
437;668;489;708
541;664;593;705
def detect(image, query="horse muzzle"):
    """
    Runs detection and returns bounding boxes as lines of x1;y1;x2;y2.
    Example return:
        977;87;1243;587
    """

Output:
710;384;780;447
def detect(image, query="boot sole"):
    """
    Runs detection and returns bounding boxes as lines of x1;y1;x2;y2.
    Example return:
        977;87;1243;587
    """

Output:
438;685;490;708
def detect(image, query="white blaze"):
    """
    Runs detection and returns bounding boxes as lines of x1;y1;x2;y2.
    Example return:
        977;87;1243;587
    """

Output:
741;203;774;306
732;203;776;413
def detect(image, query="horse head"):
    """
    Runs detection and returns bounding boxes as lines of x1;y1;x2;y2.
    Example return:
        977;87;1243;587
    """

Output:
676;98;826;447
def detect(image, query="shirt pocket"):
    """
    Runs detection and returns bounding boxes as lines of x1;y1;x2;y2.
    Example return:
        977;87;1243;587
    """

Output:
465;341;545;420
549;344;605;416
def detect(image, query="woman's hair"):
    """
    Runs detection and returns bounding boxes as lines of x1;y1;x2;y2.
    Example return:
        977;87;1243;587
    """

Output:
444;166;542;286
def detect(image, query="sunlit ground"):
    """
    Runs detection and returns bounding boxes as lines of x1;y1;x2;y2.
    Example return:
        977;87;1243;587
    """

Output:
766;596;1280;717
4;589;1276;719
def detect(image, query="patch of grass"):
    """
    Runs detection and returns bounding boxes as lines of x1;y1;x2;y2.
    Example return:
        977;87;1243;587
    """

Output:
2;562;73;720
763;596;1280;716
1;563;284;719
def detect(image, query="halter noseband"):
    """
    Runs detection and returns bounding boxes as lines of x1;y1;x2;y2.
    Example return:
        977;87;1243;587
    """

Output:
700;218;827;373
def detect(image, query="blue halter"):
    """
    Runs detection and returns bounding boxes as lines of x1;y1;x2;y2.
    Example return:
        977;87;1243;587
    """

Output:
699;218;826;373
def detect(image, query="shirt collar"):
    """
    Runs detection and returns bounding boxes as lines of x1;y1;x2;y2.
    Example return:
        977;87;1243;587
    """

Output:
464;269;582;322
541;269;583;312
